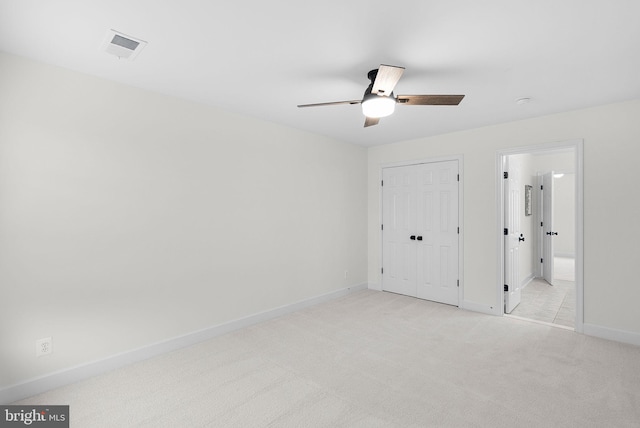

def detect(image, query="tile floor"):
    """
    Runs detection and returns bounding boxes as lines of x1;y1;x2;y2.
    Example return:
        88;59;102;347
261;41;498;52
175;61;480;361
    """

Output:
509;257;576;329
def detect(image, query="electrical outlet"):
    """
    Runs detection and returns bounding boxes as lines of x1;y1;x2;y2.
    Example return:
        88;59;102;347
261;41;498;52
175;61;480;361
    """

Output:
36;337;52;357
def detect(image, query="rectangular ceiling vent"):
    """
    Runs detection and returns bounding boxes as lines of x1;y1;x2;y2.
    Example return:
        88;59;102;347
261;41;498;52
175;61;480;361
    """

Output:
102;29;147;60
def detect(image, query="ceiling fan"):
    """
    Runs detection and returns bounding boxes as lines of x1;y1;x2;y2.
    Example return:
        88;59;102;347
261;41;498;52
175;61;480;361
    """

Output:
297;64;465;127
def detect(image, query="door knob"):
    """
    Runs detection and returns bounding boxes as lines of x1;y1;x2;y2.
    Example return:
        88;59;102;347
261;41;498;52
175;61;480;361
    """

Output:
410;235;416;240
417;236;423;241
519;234;525;242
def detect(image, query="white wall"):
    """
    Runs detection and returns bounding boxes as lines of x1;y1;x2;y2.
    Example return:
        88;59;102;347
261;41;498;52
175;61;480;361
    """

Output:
0;52;368;389
368;99;640;336
510;153;536;286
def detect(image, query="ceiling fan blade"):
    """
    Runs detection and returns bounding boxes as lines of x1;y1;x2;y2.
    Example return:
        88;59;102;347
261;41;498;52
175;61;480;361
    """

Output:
297;100;361;108
364;116;380;127
396;94;465;105
371;64;405;96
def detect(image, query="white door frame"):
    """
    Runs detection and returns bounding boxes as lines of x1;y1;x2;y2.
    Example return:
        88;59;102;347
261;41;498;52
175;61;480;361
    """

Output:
496;140;584;332
379;154;464;306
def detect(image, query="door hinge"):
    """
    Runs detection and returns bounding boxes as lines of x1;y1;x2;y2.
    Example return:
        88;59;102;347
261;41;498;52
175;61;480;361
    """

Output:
381;180;384;187
381;267;384;274
504;284;509;292
541;222;543;227
503;172;508;179
457;279;460;287
381;224;383;230
541;258;543;263
504;228;508;235
540;185;543;190
457;174;460;181
457;227;460;234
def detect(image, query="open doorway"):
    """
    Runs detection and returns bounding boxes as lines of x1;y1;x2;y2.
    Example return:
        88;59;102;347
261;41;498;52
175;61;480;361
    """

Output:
497;141;583;332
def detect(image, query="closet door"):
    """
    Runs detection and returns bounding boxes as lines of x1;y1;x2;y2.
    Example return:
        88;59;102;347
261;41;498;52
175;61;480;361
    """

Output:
381;165;418;297
382;161;459;306
415;161;459;305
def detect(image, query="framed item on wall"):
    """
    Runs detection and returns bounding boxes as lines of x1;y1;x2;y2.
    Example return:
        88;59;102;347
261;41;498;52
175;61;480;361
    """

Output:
524;185;532;216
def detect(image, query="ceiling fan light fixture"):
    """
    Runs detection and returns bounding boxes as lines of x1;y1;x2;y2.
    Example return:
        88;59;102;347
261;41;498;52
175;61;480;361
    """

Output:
362;94;396;118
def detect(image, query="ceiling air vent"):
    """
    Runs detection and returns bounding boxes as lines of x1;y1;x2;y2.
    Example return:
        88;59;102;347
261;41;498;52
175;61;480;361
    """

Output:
101;29;147;60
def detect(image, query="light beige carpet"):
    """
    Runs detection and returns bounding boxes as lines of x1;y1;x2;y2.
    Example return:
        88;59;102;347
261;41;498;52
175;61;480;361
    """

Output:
14;290;640;427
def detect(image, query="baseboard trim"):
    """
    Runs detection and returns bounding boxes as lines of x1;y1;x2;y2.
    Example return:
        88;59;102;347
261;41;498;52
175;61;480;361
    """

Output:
367;282;381;291
583;323;640;347
0;283;368;404
461;300;501;316
520;273;535;289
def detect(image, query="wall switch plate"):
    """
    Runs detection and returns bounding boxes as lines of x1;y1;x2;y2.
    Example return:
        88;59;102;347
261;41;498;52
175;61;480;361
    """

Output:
36;337;52;357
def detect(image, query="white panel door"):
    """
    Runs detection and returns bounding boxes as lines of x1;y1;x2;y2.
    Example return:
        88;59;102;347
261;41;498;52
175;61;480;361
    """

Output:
415;161;459;305
504;156;522;313
382;161;459;306
382;166;418;297
542;172;555;285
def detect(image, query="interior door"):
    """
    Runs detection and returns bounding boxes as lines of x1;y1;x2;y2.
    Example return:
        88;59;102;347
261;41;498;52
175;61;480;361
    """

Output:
382;161;459;306
415;161;459;305
504;156;522;313
382;165;418;297
542;172;555;285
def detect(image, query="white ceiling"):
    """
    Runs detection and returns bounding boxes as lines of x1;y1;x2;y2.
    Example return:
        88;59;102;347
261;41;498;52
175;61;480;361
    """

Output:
1;0;639;147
